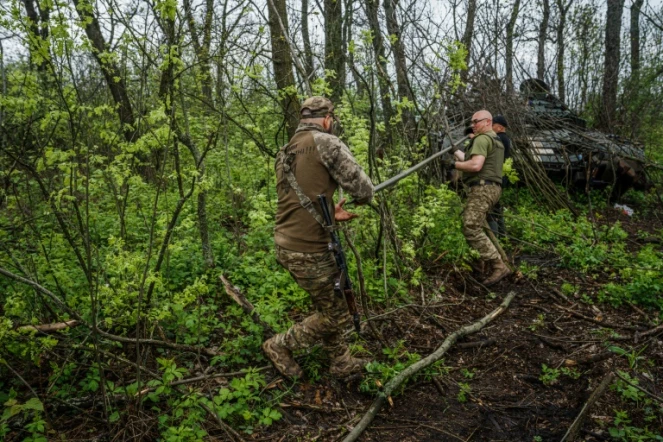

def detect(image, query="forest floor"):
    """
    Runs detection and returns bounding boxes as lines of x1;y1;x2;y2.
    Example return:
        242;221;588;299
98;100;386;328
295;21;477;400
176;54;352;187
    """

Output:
5;207;663;441
246;207;663;442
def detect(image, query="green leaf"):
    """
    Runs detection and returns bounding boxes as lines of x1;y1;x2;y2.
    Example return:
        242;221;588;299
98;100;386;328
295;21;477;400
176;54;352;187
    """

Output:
23;398;44;412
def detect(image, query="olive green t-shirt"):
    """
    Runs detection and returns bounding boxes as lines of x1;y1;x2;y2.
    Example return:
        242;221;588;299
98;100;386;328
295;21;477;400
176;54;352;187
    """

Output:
463;131;504;185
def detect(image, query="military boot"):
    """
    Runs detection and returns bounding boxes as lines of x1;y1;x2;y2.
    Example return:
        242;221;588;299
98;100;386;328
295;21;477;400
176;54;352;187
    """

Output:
262;336;304;379
472;259;487;275
482;259;512;286
329;348;371;377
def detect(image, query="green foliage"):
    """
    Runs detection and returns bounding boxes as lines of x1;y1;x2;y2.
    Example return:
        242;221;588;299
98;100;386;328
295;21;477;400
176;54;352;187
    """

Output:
207;370;280;432
1;392;47;442
360;341;448;396
456;382;471;403
519;262;540;280
445;41;468;92
609;410;663;442
528;314;546;331
539;364;581;386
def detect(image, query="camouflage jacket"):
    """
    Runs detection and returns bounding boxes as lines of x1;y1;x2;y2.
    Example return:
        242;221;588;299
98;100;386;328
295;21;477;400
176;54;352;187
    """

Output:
274;123;374;253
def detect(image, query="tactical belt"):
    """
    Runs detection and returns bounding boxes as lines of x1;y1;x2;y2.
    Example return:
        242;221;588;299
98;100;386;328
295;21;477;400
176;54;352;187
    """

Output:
468;179;501;188
280;150;337;232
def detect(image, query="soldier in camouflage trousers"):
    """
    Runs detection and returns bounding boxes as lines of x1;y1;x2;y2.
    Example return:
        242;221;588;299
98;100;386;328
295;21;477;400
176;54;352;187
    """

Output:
263;96;374;379
449;110;512;286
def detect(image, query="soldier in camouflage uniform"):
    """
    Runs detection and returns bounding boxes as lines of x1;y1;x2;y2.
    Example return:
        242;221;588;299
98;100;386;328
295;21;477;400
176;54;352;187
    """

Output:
449;110;512;286
262;96;374;379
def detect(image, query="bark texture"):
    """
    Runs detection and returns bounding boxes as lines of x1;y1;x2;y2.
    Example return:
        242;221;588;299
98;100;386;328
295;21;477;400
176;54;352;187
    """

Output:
72;0;137;142
324;0;345;102
599;0;626;130
267;0;301;139
537;0;550;81
365;0;394;148
460;0;477;85
505;0;521;94
383;0;416;132
555;0;573;102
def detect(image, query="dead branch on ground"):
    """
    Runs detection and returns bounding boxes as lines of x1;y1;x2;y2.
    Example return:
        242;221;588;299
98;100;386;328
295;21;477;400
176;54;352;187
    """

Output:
560;372;615;442
342;291;517;442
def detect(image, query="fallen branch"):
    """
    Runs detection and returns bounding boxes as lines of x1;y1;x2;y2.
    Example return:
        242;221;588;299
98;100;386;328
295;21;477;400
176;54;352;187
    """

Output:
560;372;615;442
342;291;517;442
0;266;221;356
220;275;274;337
18;320;79;332
457;338;497;349
554;304;646;332
613;370;663;404
564;351;614;367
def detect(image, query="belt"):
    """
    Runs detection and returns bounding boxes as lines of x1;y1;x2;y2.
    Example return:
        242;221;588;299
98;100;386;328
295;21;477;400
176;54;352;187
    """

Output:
468;179;501;188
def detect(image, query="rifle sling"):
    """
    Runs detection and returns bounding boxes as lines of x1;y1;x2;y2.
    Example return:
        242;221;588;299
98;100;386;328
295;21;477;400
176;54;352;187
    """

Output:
280;151;337;233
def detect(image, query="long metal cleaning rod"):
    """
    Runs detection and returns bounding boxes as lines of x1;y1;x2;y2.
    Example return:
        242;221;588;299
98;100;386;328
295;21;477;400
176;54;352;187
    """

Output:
373;135;468;194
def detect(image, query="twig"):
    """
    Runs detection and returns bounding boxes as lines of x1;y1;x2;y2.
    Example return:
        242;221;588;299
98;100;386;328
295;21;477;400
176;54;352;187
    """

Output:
563;351;614;367
0;267;220;355
17;320;79;332
220;275;274;337
383;416;466;442
613;370;663;404
560;372;615;442
554;304;645;332
342;291;517;442
456;338;497;349
344;229;386;347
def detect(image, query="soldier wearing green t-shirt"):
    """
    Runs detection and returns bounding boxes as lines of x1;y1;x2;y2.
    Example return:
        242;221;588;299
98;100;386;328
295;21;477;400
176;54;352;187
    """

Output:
449;110;512;286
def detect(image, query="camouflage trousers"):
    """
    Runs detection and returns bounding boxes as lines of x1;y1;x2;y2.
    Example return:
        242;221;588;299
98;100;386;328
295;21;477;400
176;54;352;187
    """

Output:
272;245;351;359
462;184;502;262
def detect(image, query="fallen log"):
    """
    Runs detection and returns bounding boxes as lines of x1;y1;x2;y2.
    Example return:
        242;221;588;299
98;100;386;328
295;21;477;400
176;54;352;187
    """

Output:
560;372;615;442
342;291;517;442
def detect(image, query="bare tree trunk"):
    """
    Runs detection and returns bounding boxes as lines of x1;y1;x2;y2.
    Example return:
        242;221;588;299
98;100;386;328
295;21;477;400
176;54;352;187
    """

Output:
267;0;301;139
365;0;394;149
460;0;477;85
21;0;51;73
324;0;345;102
599;0;625;130
505;0;521;94
383;0;416;133
301;0;316;81
629;0;644;138
345;0;364;95
72;0;137;143
555;0;573;102
537;0;550;81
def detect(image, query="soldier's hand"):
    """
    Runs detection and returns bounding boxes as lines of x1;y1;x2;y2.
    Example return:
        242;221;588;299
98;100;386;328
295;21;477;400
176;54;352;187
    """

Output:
334;198;358;222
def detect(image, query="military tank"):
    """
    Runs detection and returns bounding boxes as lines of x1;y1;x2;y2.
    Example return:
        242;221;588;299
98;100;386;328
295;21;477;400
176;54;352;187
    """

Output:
516;78;649;197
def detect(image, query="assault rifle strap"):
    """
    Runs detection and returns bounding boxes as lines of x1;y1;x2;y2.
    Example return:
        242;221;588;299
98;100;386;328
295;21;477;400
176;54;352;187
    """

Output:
280;150;336;232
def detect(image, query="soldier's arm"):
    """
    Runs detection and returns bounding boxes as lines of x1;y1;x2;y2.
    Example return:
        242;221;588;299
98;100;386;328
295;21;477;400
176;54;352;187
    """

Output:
454;135;489;172
317;134;374;204
455;155;485;172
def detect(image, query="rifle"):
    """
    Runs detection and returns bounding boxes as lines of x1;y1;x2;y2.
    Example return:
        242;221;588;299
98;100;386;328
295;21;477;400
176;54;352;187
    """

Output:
317;194;361;333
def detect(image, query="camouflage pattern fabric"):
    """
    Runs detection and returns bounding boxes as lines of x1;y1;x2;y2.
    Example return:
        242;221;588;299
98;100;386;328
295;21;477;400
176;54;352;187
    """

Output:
274;122;373;253
462;185;502;261
300;96;334;118
272;245;351;358
312;130;374;205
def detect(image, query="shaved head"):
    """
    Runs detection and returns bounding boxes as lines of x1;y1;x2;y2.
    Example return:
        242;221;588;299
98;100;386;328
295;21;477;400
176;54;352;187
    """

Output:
471;110;493;134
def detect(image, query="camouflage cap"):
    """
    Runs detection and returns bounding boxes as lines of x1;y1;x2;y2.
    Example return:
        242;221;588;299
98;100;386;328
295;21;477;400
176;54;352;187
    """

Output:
301;96;334;118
